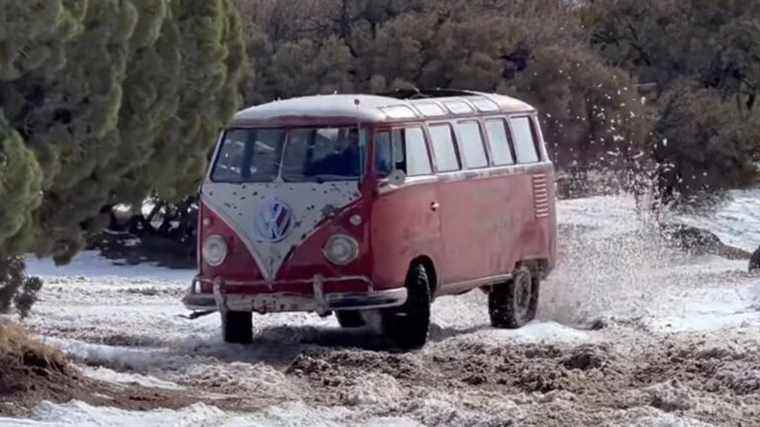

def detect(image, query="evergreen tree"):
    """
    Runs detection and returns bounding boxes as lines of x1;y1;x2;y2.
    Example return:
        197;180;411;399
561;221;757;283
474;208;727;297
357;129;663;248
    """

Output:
0;0;86;81
0;115;42;256
0;0;247;269
122;0;248;202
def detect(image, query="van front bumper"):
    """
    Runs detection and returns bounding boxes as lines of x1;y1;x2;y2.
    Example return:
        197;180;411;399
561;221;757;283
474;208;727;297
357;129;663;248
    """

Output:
182;276;407;315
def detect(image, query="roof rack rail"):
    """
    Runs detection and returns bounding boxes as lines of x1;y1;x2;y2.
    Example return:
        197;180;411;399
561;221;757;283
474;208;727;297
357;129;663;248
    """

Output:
378;88;481;100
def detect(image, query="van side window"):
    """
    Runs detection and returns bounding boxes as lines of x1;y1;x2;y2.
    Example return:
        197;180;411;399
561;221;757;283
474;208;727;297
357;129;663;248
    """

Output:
510;117;540;163
375;128;432;177
485;119;515;166
403;127;432;176
456;121;488;169
374;132;393;177
429;124;461;172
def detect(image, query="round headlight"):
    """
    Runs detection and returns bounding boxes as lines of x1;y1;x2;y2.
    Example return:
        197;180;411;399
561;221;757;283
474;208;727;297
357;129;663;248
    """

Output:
323;234;359;266
202;235;228;267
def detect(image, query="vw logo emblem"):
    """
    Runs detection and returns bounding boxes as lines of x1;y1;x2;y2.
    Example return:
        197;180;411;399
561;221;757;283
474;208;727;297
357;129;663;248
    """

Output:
254;198;294;242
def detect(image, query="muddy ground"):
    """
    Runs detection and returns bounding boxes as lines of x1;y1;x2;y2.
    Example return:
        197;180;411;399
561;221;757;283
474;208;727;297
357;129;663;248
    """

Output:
16;318;760;425
10;195;760;426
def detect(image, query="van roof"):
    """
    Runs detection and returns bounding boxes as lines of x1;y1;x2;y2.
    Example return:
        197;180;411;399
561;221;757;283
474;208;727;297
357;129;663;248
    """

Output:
230;90;535;127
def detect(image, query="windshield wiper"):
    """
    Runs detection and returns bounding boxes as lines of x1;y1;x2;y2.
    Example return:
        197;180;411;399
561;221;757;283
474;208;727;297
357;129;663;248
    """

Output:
283;174;358;183
310;174;357;182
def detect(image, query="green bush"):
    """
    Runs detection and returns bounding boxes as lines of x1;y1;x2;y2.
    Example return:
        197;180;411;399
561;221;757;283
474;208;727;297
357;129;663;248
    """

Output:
654;84;760;205
235;0;759;202
236;0;655;192
0;256;42;319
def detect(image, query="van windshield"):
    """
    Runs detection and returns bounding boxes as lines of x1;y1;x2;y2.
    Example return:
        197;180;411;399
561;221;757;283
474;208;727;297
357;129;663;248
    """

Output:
211;127;363;183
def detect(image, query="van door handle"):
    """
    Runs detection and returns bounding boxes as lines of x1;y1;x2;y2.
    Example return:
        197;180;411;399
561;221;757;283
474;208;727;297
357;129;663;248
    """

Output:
430;201;440;211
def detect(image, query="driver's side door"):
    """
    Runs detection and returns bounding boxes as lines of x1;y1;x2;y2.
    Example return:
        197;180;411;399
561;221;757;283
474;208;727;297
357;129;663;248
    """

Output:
370;127;443;292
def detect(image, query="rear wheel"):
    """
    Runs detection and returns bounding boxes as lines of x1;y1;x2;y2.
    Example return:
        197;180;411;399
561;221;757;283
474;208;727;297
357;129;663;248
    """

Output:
221;310;253;344
489;266;539;329
336;310;365;328
381;264;432;350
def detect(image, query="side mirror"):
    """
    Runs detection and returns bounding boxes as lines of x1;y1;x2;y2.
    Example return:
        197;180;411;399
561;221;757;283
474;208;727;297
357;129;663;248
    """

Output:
388;169;406;187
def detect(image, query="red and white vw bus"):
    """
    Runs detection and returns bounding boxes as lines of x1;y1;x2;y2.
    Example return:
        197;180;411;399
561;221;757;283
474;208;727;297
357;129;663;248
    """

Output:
183;90;557;349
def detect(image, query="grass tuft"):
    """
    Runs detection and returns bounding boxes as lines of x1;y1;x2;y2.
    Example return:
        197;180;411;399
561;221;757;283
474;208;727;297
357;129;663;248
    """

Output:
0;322;67;373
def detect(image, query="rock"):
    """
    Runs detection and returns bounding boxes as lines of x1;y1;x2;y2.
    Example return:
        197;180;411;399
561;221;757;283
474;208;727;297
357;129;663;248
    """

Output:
661;223;722;254
588;318;607;331
661;223;752;260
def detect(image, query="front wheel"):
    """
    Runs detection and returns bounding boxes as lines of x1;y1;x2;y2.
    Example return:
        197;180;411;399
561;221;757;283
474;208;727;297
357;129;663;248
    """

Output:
381;264;432;350
489;266;539;329
222;310;253;344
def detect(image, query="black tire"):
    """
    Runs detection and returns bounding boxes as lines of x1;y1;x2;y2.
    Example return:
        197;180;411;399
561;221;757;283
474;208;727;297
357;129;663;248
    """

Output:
489;266;539;329
222;310;253;344
750;246;760;273
336;310;365;328
381;264;432;350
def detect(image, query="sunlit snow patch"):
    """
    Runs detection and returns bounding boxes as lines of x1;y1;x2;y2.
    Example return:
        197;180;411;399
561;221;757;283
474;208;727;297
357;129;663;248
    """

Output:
42;338;170;371
469;321;593;345
0;401;422;427
428;317;594;348
0;401;228;427
640;284;760;333
24;250;193;283
79;366;185;391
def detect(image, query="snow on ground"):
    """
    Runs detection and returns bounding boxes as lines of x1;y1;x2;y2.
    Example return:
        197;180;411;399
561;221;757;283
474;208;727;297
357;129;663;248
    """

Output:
25;250;192;283
0;400;421;427
541;195;760;330
79;366;186;391
677;188;760;252
0;397;715;427
4;190;760;425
